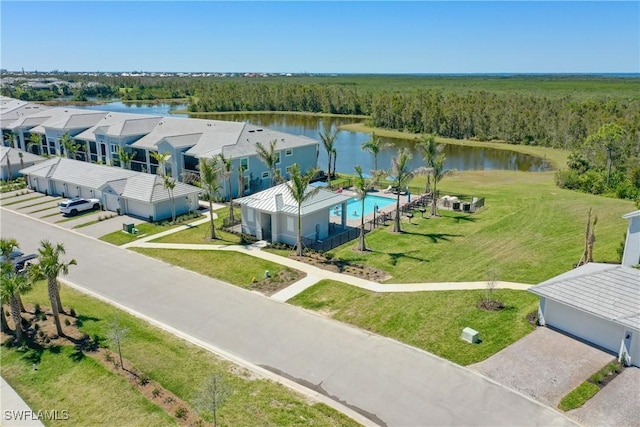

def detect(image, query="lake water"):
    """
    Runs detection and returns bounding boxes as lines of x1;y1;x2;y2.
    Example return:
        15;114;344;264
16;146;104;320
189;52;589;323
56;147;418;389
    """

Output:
62;102;550;173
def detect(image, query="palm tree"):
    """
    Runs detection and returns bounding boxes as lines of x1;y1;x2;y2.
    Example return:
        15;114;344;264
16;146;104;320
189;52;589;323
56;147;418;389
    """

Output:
163;174;177;223
0;238;26;312
0;263;32;342
117;147;136;169
237;164;247;198
390;149;414;233
31;240;77;337
362;132;391;174
255;139;279;187
0;267;11;334
151;151;171;176
4;132;16;148
429;153;453;217
18;151;24;171
353;165;372;252
416;135;439;194
60;133;80;159
199;156;222;239
319;129;339;187
217;153;234;224
4;147;12;181
285;163;320;256
27;133;42;155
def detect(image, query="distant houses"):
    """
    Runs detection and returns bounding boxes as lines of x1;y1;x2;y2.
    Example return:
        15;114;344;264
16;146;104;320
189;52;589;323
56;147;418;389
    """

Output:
0;96;319;200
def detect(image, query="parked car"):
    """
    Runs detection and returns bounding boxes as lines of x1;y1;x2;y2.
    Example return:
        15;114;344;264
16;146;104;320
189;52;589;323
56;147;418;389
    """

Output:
59;197;101;216
0;248;37;273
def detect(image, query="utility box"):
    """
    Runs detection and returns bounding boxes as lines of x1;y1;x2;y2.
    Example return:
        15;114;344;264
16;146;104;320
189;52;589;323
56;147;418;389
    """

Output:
123;223;134;233
461;327;479;344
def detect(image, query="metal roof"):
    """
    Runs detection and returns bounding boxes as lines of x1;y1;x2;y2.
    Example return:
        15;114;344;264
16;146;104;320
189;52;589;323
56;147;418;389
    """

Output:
236;182;352;216
530;263;640;330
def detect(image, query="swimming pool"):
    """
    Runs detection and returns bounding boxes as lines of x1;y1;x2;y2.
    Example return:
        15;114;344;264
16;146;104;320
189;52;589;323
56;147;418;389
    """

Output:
331;194;396;220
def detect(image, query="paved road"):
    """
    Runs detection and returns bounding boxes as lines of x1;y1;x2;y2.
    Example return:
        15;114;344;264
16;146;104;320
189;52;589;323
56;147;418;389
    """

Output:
1;209;573;426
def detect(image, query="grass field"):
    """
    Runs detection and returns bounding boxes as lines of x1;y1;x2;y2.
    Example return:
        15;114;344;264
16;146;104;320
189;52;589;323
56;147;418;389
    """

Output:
1;284;359;427
329;170;634;285
131;248;300;289
289;280;538;366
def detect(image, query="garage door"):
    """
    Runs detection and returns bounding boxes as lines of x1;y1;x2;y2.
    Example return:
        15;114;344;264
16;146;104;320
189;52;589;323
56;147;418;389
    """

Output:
53;180;66;197
103;193;120;212
545;299;623;354
126;200;153;220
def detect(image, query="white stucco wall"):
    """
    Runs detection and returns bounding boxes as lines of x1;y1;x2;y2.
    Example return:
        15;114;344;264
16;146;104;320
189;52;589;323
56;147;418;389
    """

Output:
542;298;639;367
622;215;640;267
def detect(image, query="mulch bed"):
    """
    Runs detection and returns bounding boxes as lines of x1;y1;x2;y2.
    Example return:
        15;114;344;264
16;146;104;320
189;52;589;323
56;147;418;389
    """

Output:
2;304;204;426
289;252;390;282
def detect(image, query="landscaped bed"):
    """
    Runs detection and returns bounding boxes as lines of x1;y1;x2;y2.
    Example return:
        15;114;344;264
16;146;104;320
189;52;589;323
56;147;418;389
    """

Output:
1;283;359;427
288;279;539;366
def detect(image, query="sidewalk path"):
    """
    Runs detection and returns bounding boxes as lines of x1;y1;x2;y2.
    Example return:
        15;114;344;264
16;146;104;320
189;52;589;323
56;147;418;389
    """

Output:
131;240;532;300
1;377;45;427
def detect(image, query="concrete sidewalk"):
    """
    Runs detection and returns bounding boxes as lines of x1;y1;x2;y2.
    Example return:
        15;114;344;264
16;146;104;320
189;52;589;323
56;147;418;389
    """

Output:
132;240;532;299
1;377;45;427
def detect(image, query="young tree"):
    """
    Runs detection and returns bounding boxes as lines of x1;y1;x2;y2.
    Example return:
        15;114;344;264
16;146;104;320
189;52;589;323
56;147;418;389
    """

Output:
3;132;15;148
0;263;32;342
319;129;339;187
107;313;129;370
417;134;439;194
199;156;222;239
18;151;24;171
361;132;391;174
117;147;136;169
390;149;414;233
0;275;11;334
353;165;372;252
217;153;235;224
237;163;247;198
163;174;177;223
31;240;77;336
285;163;320;256
195;374;229;427
579;208;598;265
60;133;80;159
255;139;279;187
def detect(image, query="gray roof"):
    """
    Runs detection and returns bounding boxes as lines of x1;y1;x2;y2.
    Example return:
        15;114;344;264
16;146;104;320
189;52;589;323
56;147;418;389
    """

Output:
0;97;51;129
0;147;45;165
19;157;200;204
74;113;160;142
236;182;352;216
530;263;640;330
10;107;105;133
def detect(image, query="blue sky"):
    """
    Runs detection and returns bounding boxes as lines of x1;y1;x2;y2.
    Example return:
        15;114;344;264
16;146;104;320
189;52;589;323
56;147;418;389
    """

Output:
1;1;638;73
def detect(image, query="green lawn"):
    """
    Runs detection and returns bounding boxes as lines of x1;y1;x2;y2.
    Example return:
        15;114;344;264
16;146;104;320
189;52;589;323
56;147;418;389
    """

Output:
131;248;302;289
0;195;46;206
150;208;243;245
329;170;634;284
1;284;358;427
289;280;540;366
1;345;174;427
558;382;600;412
99;222;179;246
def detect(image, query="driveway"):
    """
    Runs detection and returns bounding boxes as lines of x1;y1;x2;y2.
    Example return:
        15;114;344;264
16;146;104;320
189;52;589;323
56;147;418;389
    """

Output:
2;209;575;426
471;327;614;407
569;367;640;427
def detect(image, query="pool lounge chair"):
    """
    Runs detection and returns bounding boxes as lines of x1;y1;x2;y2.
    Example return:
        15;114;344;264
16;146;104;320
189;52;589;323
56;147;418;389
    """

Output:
383;185;394;193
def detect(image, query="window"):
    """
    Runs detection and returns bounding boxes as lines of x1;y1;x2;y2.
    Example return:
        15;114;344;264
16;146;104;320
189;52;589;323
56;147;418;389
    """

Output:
287;217;294;232
285;149;293;157
285;165;293;174
110;144;119;154
247;208;254;222
240;158;248;169
275;152;281;165
261;171;269;179
243;176;250;193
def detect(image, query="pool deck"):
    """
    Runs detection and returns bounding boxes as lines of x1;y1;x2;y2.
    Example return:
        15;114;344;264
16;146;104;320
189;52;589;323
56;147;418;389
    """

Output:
329;190;417;228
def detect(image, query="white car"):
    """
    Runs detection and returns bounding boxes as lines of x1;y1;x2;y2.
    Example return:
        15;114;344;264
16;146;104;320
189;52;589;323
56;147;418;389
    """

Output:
59;197;101;216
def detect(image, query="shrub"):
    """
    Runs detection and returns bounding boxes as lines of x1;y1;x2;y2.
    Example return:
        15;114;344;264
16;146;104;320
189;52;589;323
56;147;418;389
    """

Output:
34;303;41;314
139;374;151;386
64;318;71;326
152;387;161;398
69;308;76;317
175;407;187;419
